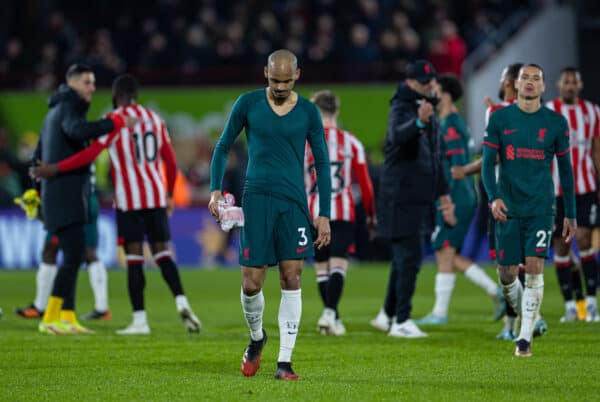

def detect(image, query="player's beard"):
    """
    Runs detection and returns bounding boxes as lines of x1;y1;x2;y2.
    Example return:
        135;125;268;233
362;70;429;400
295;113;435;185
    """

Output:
498;86;505;101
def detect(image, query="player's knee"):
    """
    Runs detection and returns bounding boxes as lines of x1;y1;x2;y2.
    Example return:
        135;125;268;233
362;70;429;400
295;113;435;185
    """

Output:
575;233;591;250
242;281;262;296
241;271;264;295
497;266;516;285
279;269;301;290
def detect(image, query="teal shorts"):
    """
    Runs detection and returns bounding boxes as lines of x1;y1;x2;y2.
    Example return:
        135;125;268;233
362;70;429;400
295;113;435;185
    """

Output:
240;193;314;267
45;193;99;249
431;202;476;250
495;215;554;266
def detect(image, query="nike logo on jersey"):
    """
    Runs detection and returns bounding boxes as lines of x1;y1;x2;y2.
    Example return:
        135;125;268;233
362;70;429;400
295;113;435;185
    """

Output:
503;129;517;135
296;247;309;253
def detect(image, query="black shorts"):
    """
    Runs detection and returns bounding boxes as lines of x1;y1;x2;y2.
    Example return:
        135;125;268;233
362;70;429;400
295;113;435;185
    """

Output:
117;208;171;244
554;192;599;236
314;221;355;262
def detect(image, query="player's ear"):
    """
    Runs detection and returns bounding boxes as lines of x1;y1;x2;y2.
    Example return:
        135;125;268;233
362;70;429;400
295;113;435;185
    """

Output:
264;67;269;80
294;68;301;80
578;80;583;91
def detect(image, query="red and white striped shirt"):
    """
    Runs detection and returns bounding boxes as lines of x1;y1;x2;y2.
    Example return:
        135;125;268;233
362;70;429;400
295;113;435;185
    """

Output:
304;127;375;222
56;104;177;211
546;98;600;196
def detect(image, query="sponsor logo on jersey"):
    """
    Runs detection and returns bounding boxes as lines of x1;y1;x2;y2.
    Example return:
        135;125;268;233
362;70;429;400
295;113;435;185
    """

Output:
506;144;515;160
503;129;517;135
517;148;545;160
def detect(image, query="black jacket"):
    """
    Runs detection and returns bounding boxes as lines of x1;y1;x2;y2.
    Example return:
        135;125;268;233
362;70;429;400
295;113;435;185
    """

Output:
377;82;449;239
35;85;114;232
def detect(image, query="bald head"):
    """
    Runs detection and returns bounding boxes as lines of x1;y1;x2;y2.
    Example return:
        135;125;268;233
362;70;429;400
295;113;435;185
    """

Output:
264;49;301;103
267;49;298;71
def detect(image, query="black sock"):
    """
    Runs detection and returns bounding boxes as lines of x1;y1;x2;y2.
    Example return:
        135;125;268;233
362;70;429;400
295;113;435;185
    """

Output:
277;361;292;370
325;270;345;316
571;268;585;300
555;263;574;302
127;262;145;311
317;276;328;307
581;256;598;296
156;256;184;296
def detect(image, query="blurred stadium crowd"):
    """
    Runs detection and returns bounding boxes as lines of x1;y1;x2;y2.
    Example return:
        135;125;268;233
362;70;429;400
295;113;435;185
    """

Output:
0;0;534;88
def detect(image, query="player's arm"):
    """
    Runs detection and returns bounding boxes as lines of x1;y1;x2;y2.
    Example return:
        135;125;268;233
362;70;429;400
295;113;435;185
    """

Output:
62;107;127;141
209;95;246;217
31;131;117;178
556;118;577;242
591;106;600;179
307;105;332;249
482;114;506;221
158;122;177;197
387;99;425;144
350;139;376;236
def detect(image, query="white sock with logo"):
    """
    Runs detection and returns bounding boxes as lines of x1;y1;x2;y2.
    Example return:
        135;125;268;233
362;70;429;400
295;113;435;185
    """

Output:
432;273;455;318
464;264;498;297
88;260;109;312
241;289;264;341
502;277;523;316
278;289;302;363
519;274;544;341
34;263;57;311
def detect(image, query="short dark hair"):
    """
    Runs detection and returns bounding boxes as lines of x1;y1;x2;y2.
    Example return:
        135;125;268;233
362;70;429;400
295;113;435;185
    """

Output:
559;66;582;82
501;63;524;83
65;63;93;80
112;74;139;101
519;63;545;80
437;74;463;102
311;90;340;115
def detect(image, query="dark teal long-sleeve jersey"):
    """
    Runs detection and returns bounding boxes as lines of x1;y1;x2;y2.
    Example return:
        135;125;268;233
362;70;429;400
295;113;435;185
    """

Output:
482;103;575;219
210;89;331;218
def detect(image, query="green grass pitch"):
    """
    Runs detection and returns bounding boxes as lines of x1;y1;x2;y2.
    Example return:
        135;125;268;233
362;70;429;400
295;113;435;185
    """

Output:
1;263;599;401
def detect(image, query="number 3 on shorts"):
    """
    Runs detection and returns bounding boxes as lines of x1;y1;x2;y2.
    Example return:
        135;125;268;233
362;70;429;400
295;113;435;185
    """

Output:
535;230;553;248
298;227;307;246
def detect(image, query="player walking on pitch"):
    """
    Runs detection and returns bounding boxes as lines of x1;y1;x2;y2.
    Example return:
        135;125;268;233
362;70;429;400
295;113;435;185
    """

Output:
482;64;577;357
304;90;376;336
209;49;331;380
546;67;600;323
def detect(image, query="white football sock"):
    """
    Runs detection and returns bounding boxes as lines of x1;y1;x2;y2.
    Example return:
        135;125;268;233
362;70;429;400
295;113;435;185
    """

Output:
88;260;109;312
133;310;147;325
278;289;302;363
585;295;597;309
565;300;576;312
502;277;523;316
464;264;498;297
34;263;57;311
519;274;544;342
241;289;264;341
432;273;456;318
175;295;191;312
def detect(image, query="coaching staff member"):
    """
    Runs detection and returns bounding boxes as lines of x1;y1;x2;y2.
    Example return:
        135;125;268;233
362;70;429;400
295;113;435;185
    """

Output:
371;60;456;338
36;64;135;334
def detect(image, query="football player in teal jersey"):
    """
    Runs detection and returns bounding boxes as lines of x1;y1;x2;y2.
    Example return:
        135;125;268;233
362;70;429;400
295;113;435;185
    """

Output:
209;49;332;380
482;64;577;357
